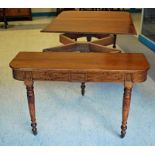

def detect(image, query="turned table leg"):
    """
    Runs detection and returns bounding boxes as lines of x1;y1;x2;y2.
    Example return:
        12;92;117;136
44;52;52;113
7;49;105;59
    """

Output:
121;81;133;138
81;82;86;96
24;80;37;135
113;34;117;48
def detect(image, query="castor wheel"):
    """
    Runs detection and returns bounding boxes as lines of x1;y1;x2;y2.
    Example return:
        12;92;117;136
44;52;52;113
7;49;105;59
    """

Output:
120;125;127;138
120;132;126;138
32;129;38;135
31;123;37;135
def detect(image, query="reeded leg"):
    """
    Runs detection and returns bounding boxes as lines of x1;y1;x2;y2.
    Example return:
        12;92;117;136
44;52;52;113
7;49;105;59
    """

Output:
24;80;37;135
121;81;133;138
81;82;86;96
113;34;117;48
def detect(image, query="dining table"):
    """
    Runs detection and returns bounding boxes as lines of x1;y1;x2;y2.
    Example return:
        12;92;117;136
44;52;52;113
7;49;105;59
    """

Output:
10;52;149;138
9;11;148;138
41;11;137;48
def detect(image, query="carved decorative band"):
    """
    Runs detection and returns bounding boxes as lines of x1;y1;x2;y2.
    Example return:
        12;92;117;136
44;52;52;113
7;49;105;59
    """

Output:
131;71;148;82
70;72;86;82
87;72;125;82
33;71;69;81
13;70;25;81
12;70;148;83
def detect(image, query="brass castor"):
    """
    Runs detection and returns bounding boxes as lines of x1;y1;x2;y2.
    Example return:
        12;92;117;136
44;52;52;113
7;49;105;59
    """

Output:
120;125;127;138
120;132;126;138
31;123;37;135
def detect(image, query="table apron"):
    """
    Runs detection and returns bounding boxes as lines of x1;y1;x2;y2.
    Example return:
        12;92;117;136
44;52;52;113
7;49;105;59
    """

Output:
12;70;147;83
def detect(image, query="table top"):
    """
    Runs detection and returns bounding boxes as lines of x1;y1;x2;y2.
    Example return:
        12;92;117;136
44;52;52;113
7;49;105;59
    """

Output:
41;11;137;35
10;52;149;72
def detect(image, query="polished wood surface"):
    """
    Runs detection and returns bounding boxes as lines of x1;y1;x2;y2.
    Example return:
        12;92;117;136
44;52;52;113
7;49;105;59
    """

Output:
41;11;136;35
10;52;149;137
10;52;148;73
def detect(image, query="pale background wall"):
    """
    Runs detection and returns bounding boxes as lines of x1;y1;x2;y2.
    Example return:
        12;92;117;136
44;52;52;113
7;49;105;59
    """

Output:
31;8;56;13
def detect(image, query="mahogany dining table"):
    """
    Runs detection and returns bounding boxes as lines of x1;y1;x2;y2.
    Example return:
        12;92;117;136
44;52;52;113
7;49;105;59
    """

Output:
9;11;147;139
10;52;149;138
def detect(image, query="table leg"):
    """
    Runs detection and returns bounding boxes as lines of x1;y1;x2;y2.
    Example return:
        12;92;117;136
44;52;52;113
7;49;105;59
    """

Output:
113;34;117;48
121;81;133;138
86;35;92;42
24;80;37;135
81;82;86;96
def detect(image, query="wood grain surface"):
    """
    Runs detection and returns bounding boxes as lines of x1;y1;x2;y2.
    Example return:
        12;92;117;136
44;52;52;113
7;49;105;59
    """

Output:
9;51;150;137
10;52;149;83
10;52;149;71
41;11;136;35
